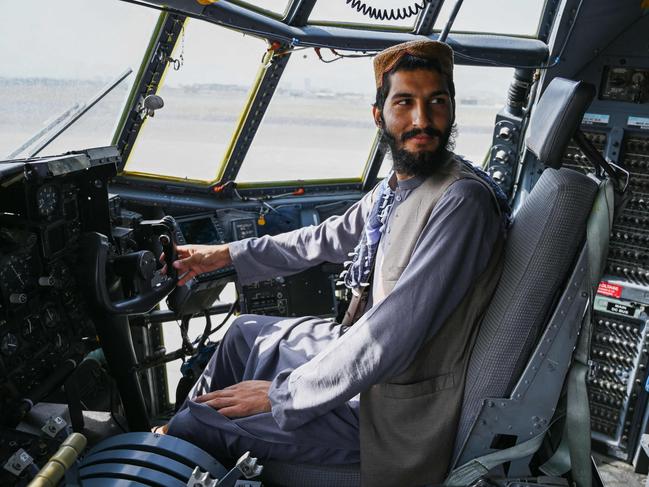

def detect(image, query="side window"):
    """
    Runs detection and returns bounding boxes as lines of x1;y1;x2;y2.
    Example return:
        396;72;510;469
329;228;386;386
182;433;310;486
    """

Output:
0;1;158;159
452;65;513;165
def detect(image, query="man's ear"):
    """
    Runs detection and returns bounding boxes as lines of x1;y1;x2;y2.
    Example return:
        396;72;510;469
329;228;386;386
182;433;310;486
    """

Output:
372;105;383;128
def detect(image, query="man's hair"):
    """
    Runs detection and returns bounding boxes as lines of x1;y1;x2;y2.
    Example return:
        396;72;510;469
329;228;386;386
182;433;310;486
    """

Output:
374;54;456;111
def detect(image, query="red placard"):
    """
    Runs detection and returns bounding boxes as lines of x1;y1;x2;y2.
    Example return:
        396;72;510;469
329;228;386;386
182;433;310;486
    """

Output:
597;281;623;298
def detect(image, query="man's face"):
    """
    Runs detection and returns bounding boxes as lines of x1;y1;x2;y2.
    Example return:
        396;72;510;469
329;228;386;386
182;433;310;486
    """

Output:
373;68;454;177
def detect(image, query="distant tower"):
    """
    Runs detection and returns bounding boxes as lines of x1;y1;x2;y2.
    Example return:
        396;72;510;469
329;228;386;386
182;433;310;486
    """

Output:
305;78;312;92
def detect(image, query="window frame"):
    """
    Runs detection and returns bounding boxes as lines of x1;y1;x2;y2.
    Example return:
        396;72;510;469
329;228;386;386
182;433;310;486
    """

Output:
112;0;554;194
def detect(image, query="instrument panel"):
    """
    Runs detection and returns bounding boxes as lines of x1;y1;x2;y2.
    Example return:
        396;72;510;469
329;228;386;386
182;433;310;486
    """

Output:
0;148;118;428
557;30;649;460
169;208;338;319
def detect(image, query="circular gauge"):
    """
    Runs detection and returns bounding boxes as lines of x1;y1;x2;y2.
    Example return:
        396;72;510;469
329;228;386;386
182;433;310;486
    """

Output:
0;254;32;295
36;184;59;217
1;333;19;356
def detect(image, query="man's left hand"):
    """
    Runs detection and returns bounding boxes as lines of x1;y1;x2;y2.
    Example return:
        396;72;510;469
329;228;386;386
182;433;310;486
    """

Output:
195;380;272;418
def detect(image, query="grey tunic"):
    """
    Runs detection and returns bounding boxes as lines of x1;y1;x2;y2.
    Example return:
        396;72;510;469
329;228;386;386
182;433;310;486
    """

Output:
166;175;502;464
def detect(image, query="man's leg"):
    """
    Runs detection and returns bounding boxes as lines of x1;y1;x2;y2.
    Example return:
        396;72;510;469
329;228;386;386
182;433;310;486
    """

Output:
181;314;282;404
166;315;359;465
207;314;279;390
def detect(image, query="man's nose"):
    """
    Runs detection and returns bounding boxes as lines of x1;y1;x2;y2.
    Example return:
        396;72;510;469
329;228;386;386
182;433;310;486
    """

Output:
412;101;433;128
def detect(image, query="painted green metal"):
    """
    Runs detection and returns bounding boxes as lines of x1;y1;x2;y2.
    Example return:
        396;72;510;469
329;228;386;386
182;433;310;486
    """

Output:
112;12;168;147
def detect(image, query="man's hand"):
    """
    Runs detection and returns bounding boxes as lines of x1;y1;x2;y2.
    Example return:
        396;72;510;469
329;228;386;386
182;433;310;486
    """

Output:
195;380;272;418
162;244;232;286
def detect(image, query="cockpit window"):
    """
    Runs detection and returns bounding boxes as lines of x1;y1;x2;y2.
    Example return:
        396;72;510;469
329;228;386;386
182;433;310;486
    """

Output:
436;0;546;37
236;50;377;184
309;0;420;29
452;65;514;163
123;20;265;182
0;1;158;160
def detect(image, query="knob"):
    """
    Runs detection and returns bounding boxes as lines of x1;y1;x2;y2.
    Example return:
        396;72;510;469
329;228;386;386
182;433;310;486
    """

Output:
38;276;56;287
492;171;506;184
494;150;509;163
9;293;27;304
497;126;513;140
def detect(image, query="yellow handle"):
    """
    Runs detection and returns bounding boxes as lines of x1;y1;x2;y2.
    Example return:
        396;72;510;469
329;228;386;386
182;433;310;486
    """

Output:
28;433;87;487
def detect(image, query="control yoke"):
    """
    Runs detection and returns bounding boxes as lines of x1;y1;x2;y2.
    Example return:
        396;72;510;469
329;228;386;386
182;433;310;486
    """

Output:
81;216;179;315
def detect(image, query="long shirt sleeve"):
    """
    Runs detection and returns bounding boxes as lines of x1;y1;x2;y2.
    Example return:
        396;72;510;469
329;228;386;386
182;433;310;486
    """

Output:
229;191;373;285
269;178;503;430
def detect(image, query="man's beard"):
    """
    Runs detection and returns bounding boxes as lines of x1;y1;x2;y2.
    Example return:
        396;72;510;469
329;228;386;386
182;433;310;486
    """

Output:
381;123;457;178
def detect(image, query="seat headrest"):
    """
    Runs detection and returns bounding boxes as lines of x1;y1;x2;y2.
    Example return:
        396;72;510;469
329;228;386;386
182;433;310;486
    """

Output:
525;78;596;169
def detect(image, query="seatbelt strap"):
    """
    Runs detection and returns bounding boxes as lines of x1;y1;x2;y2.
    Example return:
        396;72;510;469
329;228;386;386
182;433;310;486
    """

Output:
540;177;615;486
444;431;546;486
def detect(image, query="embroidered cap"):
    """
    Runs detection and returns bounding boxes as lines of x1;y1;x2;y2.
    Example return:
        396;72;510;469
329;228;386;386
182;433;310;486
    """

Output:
373;40;454;89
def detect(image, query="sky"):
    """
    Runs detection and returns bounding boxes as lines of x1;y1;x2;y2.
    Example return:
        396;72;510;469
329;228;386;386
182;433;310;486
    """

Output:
1;0;545;94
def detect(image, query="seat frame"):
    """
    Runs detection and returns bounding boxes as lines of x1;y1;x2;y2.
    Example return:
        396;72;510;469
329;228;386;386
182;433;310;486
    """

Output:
453;245;591;476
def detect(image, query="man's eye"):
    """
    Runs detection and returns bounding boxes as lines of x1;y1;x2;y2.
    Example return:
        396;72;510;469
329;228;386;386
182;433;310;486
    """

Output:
396;99;410;105
431;98;446;105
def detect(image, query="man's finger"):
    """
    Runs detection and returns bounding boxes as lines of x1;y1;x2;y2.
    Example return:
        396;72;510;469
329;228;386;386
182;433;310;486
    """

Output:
204;397;237;409
195;390;235;402
177;270;196;287
217;406;243;418
173;257;191;272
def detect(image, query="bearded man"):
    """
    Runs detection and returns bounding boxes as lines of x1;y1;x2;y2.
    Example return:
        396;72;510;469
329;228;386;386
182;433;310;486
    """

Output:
162;40;510;486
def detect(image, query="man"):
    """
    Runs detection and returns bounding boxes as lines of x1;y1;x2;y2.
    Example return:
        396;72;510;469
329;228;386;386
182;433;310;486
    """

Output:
163;40;509;485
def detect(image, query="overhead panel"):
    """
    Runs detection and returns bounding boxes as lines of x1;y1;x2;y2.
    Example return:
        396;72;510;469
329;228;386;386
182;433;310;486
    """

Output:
123;20;265;182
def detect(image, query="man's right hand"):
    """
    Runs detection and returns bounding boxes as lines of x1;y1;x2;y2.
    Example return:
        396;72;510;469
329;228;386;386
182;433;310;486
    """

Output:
165;244;232;286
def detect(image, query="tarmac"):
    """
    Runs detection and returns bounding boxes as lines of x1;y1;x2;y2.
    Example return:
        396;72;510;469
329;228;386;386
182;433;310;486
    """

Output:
595;453;646;487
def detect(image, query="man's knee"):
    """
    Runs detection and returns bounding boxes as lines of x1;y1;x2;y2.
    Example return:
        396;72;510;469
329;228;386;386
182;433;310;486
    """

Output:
218;314;271;362
220;314;257;348
222;314;250;340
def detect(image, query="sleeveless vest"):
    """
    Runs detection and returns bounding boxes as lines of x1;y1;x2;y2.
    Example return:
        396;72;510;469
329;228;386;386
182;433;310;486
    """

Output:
359;157;505;486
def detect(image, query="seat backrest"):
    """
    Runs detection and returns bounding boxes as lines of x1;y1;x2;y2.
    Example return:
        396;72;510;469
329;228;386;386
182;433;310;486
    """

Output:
452;78;599;465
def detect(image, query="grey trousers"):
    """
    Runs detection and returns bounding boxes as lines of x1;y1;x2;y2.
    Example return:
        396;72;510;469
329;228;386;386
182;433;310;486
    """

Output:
166;314;360;465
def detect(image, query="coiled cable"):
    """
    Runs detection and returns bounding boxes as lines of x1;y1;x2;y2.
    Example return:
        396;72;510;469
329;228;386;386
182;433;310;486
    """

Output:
345;0;432;21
